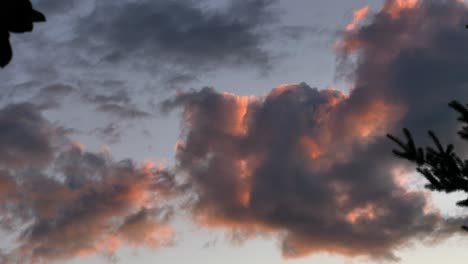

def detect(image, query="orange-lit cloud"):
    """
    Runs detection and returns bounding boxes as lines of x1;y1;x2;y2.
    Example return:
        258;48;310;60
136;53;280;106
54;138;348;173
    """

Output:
300;136;323;159
346;203;381;224
268;83;299;98
0;142;179;263
384;0;419;18
351;100;406;139
346;6;369;31
164;82;443;260
221;92;255;136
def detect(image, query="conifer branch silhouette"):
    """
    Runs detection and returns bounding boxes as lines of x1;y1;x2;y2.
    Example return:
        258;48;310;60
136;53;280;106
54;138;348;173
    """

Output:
388;100;468;230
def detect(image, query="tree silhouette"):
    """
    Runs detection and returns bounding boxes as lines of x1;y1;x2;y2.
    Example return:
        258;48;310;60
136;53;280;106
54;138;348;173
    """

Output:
0;0;46;68
387;101;468;230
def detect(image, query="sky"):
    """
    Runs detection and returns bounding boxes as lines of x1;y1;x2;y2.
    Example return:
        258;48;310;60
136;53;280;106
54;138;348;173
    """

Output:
2;0;468;263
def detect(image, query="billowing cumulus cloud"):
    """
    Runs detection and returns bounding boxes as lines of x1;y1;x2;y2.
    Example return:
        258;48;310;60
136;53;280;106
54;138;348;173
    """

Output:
164;0;468;260
164;84;439;260
0;104;180;263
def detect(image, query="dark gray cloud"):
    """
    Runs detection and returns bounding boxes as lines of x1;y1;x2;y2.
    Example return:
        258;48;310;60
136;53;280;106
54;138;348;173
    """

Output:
76;0;277;71
0;103;59;168
27;0;282;84
163;0;468;260
94;103;151;119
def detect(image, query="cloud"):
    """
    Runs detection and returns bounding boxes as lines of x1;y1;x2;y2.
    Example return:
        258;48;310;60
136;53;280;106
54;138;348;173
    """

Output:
336;0;468;146
3;0;284;135
164;84;439;260
91;122;122;144
93;103;151;119
33;83;76;109
0;103;180;263
164;0;468;260
345;5;369;31
35;83;152;120
3;0;468;262
21;0;281;86
0;0;291;123
0;145;179;263
75;0;277;71
0;103;60;168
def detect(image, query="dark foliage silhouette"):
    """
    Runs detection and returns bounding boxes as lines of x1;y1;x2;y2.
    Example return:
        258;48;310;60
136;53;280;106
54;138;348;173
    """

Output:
0;0;45;68
388;101;468;230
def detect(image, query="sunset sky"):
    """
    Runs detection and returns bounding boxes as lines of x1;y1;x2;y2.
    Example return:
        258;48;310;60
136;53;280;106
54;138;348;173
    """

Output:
2;0;468;263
